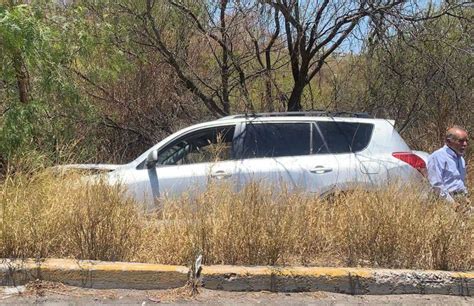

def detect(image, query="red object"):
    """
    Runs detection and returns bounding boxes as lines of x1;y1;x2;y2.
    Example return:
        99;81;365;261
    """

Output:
392;152;427;176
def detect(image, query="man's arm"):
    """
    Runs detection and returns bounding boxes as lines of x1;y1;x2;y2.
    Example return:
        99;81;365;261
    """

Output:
427;154;454;202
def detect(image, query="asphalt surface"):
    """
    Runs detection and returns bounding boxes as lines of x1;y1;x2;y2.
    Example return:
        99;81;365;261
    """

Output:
1;284;473;305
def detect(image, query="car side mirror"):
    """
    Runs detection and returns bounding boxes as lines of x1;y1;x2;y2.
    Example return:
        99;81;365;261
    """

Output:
146;150;159;169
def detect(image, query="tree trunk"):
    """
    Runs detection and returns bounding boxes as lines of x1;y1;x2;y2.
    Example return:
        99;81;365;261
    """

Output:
220;0;230;114
287;81;305;111
264;73;273;112
13;54;29;104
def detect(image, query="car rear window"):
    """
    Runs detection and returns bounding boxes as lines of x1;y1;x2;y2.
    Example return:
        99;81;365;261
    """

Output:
315;121;373;153
241;123;311;158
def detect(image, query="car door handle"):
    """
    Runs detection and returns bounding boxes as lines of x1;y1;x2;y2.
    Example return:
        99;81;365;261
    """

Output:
211;170;232;179
310;166;333;174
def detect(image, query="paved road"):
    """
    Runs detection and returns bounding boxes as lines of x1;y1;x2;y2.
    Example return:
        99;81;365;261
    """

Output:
1;284;473;305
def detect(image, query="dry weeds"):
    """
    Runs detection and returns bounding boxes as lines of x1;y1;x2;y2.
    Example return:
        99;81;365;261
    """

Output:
0;170;472;271
0;170;141;261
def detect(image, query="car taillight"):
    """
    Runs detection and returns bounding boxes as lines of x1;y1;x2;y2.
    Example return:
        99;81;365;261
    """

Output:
392;152;427;177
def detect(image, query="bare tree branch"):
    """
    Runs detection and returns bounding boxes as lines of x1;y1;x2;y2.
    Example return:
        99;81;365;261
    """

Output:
144;0;227;116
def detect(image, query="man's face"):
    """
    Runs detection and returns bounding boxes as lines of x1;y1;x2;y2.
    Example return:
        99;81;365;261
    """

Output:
447;130;468;156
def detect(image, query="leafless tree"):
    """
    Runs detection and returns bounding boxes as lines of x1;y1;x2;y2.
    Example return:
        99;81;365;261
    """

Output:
322;2;473;152
241;4;286;111
261;0;468;111
78;0;471;126
134;0;263;116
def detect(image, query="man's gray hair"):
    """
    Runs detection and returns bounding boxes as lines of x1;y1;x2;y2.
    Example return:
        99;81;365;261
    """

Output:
446;125;467;141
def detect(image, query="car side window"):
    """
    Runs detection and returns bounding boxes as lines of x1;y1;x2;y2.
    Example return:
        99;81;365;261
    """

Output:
240;123;312;158
316;121;373;153
157;126;235;166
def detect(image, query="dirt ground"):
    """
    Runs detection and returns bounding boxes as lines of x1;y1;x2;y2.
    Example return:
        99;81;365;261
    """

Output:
1;282;473;305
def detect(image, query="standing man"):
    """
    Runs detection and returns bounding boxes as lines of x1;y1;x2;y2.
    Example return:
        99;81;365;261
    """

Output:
427;126;469;203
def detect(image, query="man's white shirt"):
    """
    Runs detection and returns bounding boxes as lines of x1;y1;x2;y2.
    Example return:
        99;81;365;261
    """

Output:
427;145;467;202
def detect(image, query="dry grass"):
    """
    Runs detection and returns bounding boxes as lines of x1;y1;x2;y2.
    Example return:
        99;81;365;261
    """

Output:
141;182;473;271
0;170;472;271
0;170;142;261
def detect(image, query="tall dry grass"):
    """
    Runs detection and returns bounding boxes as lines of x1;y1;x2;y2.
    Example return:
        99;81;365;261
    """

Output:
141;183;473;271
0;170;142;261
0;170;472;271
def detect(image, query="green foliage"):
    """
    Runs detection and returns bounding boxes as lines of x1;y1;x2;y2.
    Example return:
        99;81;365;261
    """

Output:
0;2;102;168
0;101;41;157
0;5;37;56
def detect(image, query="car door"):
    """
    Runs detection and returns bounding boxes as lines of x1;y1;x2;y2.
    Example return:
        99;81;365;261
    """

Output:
232;121;339;195
315;120;375;192
116;125;238;210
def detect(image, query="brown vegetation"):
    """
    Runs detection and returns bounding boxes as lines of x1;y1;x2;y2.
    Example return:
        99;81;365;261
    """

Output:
1;170;472;271
0;170;141;261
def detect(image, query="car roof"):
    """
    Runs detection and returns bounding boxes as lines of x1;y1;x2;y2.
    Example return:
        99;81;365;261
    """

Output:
218;111;372;120
213;112;394;126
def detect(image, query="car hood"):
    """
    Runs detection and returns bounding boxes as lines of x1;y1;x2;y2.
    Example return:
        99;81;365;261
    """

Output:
55;164;123;172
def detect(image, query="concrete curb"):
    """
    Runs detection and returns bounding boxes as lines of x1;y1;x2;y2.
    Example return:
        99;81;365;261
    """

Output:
0;259;188;290
0;259;472;295
201;266;473;296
